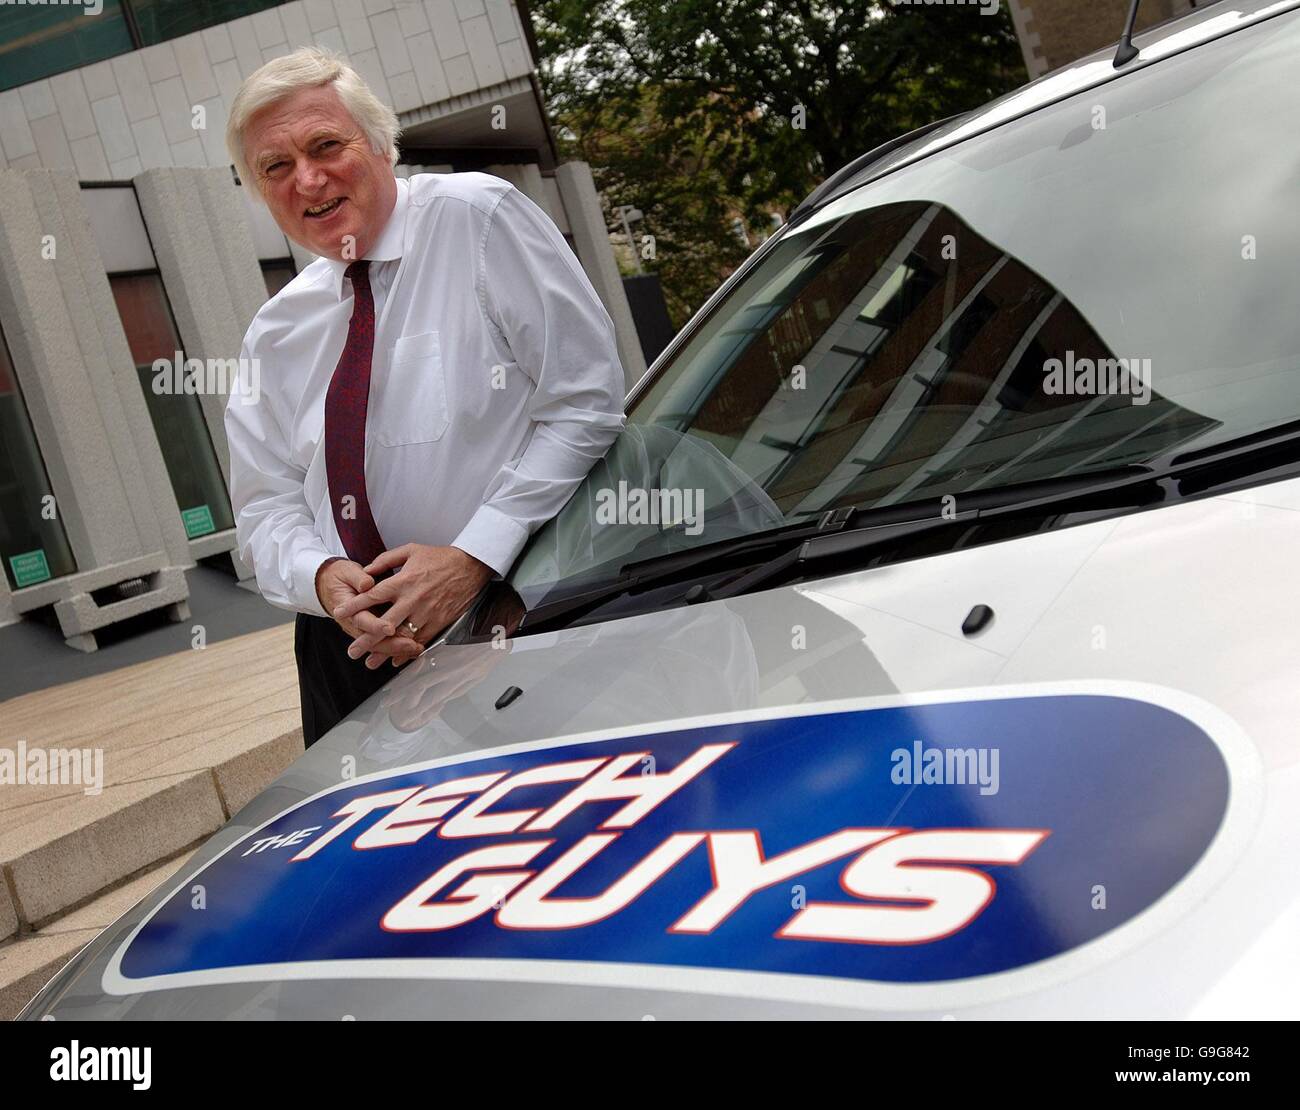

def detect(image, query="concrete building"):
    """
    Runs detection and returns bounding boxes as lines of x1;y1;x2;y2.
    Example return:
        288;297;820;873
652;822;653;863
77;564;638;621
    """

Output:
0;0;644;651
1008;0;1202;78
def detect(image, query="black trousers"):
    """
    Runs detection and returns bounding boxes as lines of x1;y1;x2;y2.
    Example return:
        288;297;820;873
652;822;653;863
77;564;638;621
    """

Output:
294;613;402;748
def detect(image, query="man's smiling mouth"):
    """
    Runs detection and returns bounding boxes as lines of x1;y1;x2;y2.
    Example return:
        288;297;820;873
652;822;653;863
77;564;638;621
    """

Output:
304;197;345;218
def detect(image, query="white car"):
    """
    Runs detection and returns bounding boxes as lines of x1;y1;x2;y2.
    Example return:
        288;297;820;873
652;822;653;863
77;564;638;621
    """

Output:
21;0;1300;1020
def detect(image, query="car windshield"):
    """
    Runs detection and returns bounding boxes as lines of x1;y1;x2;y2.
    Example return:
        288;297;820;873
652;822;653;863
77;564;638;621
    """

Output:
508;11;1300;608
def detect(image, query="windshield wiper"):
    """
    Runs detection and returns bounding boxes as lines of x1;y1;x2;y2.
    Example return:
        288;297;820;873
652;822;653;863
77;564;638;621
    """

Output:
516;464;1154;633
516;422;1300;635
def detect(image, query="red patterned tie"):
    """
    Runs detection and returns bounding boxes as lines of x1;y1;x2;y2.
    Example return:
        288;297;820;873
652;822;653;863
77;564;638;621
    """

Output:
325;260;387;567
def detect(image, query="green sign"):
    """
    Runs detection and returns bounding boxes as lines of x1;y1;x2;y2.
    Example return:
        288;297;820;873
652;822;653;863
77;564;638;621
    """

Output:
181;504;216;539
10;549;51;588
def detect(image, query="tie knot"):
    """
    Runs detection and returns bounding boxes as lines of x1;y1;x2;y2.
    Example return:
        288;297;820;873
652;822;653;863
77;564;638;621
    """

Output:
345;260;370;287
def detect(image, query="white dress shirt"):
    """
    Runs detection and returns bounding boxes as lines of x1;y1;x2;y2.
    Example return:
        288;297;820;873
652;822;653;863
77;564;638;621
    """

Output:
224;172;627;618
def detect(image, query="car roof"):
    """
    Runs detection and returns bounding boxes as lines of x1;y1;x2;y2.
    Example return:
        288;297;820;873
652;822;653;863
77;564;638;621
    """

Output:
793;0;1300;221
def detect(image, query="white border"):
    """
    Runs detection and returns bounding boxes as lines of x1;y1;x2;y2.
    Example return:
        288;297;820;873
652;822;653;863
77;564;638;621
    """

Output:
101;681;1263;1012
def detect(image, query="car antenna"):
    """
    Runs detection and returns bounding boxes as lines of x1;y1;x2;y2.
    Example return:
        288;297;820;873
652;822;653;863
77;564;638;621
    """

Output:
1113;0;1143;67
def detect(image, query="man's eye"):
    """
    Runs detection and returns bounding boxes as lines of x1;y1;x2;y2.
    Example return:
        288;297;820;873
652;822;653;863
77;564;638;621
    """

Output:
264;161;287;175
317;141;339;153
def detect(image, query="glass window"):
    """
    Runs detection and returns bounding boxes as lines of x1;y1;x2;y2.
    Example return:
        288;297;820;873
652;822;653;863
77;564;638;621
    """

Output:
506;11;1300;608
261;258;297;299
0;1;133;93
0;327;77;590
0;1;289;93
127;0;287;47
110;272;236;539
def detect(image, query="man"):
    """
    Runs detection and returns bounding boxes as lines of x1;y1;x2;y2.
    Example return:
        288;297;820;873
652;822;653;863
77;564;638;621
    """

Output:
223;48;626;747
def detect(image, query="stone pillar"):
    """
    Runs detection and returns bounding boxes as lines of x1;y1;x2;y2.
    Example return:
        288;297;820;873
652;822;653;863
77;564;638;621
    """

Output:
134;167;268;575
0;169;189;650
554;160;647;394
486;162;562;227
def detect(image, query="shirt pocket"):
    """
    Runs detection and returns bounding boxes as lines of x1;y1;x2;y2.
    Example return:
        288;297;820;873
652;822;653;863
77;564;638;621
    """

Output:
375;330;450;446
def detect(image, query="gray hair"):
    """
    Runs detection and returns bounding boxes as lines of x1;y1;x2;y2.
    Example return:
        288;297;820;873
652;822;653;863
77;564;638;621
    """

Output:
225;46;401;194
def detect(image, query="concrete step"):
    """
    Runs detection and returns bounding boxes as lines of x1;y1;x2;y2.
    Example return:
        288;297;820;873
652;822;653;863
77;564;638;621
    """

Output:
0;623;302;939
0;852;194;1019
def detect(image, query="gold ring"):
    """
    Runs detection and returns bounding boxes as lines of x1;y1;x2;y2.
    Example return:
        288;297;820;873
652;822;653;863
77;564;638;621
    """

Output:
403;620;420;638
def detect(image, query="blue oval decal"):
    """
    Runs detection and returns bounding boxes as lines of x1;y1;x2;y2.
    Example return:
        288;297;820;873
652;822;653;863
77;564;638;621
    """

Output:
111;690;1235;991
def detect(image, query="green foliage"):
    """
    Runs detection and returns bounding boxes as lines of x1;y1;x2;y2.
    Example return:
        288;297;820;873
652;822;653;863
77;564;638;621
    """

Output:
532;0;1025;325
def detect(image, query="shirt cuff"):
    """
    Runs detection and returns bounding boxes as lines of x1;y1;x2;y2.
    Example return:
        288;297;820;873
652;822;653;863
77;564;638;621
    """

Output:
294;546;340;618
451;504;531;578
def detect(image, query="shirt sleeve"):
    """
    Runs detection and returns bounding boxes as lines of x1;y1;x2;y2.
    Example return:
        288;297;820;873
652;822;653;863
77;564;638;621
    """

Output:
452;183;627;576
224;334;335;617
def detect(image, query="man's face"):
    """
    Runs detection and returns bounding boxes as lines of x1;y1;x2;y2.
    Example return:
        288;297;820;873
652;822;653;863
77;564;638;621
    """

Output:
244;84;397;261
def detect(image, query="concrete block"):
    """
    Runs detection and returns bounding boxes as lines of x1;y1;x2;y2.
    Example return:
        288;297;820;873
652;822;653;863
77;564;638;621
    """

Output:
202;23;237;65
0;90;36;162
211;727;304;818
251;7;288;49
373;9;414;75
485;0;517;42
397;0;432;37
174;34;220;104
43;853;196;936
109;154;143;179
68;135;110;180
499;37;531;80
80;60;118;103
110;51;159;123
228;19;266;80
410;33;451;104
0;881;16;942
90;95;135;165
338;11;377;53
49;71;97;142
0;925;95;1021
0;853;195;1020
130;116;174;169
195;96;230;166
141;42;181;84
170;138;207;168
212;58;244;108
425;0;468;59
349;50;393;109
314;26;346;54
462;15;505;87
389;71;422;114
280;1;314;50
153;75;196;145
19;80;57;121
3;771;225;927
304;0;340;33
30;115;74;172
444;54;477;97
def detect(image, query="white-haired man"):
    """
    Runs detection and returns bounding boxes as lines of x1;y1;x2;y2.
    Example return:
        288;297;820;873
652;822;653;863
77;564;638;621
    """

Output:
223;48;626;746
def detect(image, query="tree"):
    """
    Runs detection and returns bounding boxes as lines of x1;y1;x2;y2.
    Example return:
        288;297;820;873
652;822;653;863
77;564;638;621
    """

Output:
532;1;1025;324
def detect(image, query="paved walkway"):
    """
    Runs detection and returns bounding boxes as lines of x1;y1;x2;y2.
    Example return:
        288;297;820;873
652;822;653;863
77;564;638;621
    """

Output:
0;622;303;1018
0;563;293;702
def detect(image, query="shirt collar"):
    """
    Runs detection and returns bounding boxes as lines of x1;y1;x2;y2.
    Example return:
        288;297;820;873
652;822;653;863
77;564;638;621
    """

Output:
325;176;408;299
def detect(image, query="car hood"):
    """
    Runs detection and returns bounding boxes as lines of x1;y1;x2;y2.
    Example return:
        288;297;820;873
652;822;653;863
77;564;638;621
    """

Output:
21;481;1300;1019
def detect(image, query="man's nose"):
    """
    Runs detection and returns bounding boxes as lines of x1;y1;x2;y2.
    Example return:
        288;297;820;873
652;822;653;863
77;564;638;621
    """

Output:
293;161;329;196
